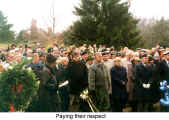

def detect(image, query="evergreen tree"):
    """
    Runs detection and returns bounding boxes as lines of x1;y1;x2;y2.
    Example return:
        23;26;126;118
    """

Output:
0;11;15;42
63;0;142;49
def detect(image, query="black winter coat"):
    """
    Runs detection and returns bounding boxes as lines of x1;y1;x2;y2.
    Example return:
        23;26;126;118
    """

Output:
133;62;153;102
66;60;88;95
38;64;61;112
111;66;128;99
160;60;169;82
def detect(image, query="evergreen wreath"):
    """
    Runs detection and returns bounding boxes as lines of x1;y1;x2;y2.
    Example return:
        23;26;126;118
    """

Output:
0;60;39;112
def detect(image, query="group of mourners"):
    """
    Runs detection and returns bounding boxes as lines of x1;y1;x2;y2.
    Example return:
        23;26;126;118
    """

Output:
0;43;169;112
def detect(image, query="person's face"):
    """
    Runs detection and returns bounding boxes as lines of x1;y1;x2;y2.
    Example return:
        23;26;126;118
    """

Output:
63;52;69;57
95;54;102;63
114;60;121;67
111;54;116;59
82;54;88;60
134;60;139;65
167;54;169;61
73;55;79;62
154;56;160;61
142;57;148;64
40;56;46;62
87;60;93;65
103;54;108;61
63;60;68;66
54;49;59;54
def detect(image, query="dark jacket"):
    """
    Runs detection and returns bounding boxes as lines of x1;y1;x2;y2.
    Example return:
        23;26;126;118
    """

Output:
111;66;128;99
38;64;61;112
66;60;88;95
26;62;44;80
150;61;162;103
133;62;153;102
160;60;169;81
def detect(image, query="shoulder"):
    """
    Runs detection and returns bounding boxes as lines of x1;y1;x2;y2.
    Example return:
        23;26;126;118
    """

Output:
90;63;97;70
42;65;49;72
111;66;116;71
135;63;142;68
121;66;126;70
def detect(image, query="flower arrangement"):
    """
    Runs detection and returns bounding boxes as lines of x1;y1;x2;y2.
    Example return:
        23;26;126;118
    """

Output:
80;89;99;112
0;60;39;112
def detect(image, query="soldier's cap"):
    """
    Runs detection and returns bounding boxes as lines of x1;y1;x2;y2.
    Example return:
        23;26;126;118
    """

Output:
140;49;145;52
113;57;121;62
116;52;121;57
111;51;115;55
140;54;148;58
47;48;53;53
80;49;88;56
102;49;110;55
160;48;166;51
163;51;169;55
110;46;114;49
86;55;95;62
136;48;141;50
160;47;164;49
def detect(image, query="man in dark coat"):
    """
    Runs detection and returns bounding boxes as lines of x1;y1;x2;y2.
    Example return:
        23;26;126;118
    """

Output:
134;54;153;112
38;54;61;112
66;52;88;112
57;57;70;112
110;57;128;112
150;55;161;105
160;51;169;81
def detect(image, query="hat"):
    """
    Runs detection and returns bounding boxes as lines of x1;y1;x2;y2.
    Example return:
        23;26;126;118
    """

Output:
80;49;88;56
136;48;141;50
140;49;145;52
102;49;110;55
140;54;147;58
116;52;121;57
163;51;169;55
47;48;53;53
113;57;121;62
86;55;94;62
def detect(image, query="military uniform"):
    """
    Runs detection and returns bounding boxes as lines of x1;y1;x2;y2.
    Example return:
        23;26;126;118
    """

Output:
88;61;111;111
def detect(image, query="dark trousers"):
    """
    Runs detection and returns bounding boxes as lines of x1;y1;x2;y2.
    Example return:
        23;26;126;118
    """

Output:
137;102;153;112
129;100;137;112
111;97;127;112
59;87;70;112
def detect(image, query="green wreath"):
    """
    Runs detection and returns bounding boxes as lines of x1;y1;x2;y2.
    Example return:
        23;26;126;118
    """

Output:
0;60;39;112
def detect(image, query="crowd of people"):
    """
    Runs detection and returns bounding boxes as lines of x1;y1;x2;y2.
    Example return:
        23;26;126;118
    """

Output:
0;43;169;112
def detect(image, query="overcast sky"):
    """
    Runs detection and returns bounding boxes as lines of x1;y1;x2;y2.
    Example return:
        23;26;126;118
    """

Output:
0;0;169;33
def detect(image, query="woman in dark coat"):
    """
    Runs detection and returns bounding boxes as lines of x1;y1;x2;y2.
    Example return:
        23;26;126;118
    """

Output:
38;54;61;112
110;57;128;112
